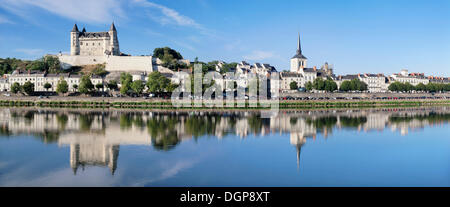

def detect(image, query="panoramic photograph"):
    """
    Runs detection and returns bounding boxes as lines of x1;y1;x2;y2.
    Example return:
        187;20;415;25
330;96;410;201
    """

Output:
0;0;449;197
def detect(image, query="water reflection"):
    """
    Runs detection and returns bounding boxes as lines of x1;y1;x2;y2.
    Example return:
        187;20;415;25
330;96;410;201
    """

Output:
0;107;449;176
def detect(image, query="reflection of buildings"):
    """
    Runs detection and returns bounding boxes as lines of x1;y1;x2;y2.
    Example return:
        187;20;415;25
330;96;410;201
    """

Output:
70;143;119;175
0;107;448;173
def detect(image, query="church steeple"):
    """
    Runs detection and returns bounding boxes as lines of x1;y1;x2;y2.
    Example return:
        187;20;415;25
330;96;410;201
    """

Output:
291;33;307;59
297;33;302;55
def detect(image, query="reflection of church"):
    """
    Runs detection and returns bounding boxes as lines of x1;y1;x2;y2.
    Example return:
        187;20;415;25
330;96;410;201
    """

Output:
70;144;119;175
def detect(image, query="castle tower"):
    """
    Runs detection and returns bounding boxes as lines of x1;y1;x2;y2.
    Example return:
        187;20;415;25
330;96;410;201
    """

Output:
290;33;307;73
108;22;120;56
70;24;80;55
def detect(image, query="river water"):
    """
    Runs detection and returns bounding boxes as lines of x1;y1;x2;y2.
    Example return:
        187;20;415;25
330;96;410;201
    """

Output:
0;107;449;186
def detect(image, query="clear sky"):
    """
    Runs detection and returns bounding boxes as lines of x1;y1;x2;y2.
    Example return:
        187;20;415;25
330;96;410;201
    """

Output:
0;0;449;76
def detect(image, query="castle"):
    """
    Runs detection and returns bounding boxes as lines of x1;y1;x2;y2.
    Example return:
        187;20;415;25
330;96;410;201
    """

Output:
70;23;120;56
58;23;155;73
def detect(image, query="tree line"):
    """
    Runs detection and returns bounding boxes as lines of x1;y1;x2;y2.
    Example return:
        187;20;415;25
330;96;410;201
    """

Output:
388;81;450;92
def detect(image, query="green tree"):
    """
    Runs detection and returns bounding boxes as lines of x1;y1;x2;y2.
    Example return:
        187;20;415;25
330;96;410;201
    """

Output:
416;83;426;91
312;78;325;90
11;82;21;94
56;77;69;94
324;79;338;92
120;72;132;84
153;47;183;60
339;80;351;91
131;80;145;95
44;56;61;73
72;84;78;92
91;64;108;76
305;81;313;91
289;81;298;90
120;80;132;95
107;80;118;91
95;83;104;91
22;81;34;95
147;71;170;93
78;75;94;94
44;82;52;91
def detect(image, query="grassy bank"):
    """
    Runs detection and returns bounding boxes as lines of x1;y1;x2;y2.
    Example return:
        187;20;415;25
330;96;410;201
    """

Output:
0;99;449;109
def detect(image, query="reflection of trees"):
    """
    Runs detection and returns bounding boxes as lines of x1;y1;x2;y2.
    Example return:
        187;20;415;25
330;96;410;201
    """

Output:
56;114;68;130
306;116;337;131
0;125;11;136
119;114;133;130
248;115;263;134
389;112;450;124
79;115;93;131
147;116;180;151
340;116;367;128
290;117;298;125
36;130;60;144
24;111;34;125
184;115;221;138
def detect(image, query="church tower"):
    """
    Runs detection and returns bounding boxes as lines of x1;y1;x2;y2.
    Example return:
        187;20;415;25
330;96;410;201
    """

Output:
108;22;120;55
70;24;80;55
290;33;307;73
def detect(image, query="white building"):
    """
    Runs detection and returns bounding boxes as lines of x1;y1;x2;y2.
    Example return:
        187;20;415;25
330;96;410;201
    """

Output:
390;69;429;86
358;73;388;92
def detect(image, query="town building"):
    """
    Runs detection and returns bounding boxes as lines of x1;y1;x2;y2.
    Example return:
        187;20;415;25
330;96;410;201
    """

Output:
358;73;389;92
390;69;429;85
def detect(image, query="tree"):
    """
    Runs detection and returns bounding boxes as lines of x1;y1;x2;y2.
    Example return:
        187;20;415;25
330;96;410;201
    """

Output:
324;79;338;92
22;81;34;95
78;75;94;94
131;80;145;95
56;77;69;94
95;83;104;92
339;80;351;91
416;83;426;91
107;80;118;91
44;56;61;73
312;78;325;90
147;71;170;93
305;81;313;91
289;81;298;90
91;64;108;76
73;84;78;92
11;82;21;94
44;82;52;91
120;72;132;84
120;80;132;95
153;47;183;60
120;72;133;95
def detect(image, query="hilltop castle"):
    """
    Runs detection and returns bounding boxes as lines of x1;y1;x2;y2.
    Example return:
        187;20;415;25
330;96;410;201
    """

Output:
58;23;155;73
70;23;120;56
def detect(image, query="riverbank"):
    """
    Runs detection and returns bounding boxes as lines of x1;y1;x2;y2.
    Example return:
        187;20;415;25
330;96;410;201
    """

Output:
0;96;449;109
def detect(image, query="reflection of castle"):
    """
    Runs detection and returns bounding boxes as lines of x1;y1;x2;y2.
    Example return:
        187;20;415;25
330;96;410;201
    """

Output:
0;107;448;174
70;144;119;175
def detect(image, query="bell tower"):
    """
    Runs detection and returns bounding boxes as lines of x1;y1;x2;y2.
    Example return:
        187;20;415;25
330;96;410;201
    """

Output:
290;33;307;73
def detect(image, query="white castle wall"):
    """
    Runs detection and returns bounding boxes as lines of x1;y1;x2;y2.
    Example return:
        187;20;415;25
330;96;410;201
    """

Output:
106;56;153;73
58;55;154;73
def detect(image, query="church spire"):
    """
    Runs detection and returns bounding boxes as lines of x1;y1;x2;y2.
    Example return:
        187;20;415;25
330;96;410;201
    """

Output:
291;33;307;59
297;32;302;55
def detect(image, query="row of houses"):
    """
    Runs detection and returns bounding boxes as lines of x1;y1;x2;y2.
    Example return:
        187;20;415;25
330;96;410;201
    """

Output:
0;70;104;92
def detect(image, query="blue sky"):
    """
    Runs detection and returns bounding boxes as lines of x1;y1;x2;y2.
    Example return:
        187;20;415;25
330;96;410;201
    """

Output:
0;0;449;76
